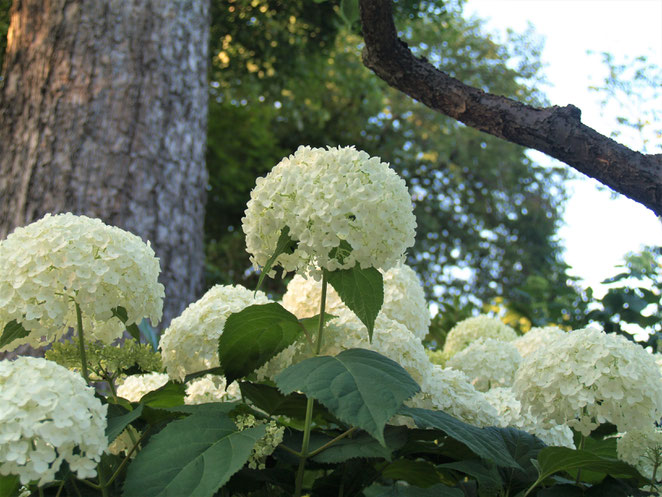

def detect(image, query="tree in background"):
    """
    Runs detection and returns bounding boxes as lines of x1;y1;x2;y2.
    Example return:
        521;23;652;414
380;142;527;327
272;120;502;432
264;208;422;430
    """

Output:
0;1;209;328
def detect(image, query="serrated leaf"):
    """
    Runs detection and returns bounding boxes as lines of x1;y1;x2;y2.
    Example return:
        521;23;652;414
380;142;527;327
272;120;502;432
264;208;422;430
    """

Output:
363;482;463;497
275;348;420;445
382;459;444;488
312;426;408;463
106;403;144;443
220;303;303;384
398;406;520;469
0;320;29;349
497;427;546;489
325;265;383;341
139;381;186;408
122;413;266;497
534;447;644;483
112;306;142;342
255;226;297;294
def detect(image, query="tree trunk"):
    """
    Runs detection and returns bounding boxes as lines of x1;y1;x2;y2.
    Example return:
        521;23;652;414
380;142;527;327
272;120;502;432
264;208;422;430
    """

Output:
0;0;209;329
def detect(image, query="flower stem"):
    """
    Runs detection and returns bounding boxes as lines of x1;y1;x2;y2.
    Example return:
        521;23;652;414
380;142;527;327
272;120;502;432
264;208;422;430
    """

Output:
75;302;90;384
294;273;329;497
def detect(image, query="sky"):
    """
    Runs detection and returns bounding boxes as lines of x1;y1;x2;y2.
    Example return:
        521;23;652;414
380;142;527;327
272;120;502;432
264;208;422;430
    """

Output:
462;0;662;293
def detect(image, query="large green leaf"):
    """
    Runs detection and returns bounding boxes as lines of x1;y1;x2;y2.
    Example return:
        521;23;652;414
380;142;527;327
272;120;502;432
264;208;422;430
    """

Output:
255;226;297;294
219;303;303;384
363;482;463;497
0;320;29;349
441;460;503;495
275;348;420;445
122;414;266;497
106;403;144;443
497;427;546;490
312;426;408;463
112;306;142;342
0;475;19;497
381;459;444;488
325;265;383;341
398;407;520;469
139;381;186;408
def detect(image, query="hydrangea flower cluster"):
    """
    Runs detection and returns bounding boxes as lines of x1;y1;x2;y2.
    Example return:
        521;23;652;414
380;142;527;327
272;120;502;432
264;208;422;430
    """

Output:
184;374;241;405
408;366;500;428
160;284;270;381
514;327;662;435
446;338;522;392
616;427;662;481
0;213;164;351
514;326;566;358
233;415;285;470
442;315;517;359
282;263;430;340
0;357;107;485
116;372;170;402
484;387;575;448
242;146;416;276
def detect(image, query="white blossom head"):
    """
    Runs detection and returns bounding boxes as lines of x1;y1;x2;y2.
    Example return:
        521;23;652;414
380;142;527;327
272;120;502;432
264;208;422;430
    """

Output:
0;357;107;485
514;327;662;436
185;374;241;405
484;387;575;448
242;146;416;276
408;366;500;428
617;427;662;481
0;213;164;351
446;338;522;392
116;372;170;403
514;326;566;358
159;284;270;381
282;263;430;340
442;315;517;359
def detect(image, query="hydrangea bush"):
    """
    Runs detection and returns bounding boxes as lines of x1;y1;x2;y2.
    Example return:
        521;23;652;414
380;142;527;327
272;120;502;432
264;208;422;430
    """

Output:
1;146;660;497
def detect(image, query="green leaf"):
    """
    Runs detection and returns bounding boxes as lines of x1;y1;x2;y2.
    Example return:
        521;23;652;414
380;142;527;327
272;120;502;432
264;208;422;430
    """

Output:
0;320;29;349
164;402;240;416
239;381;330;421
183;367;224;384
382;459;444;487
339;0;359;25
497;427;546;490
325;265;383;341
441;460;503;494
363;482;463;497
0;475;19;497
312;426;408;463
275;348;420;445
112;306;142;342
529;446;645;491
106;403;144;443
219;303;303;385
139;381;186;408
255;226;297;294
122;413;266;497
398;406;520;469
299;312;336;340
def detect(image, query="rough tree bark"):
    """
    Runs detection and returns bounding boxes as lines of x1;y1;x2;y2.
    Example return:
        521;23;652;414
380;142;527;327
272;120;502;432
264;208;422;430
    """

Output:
359;0;662;216
0;0;209;328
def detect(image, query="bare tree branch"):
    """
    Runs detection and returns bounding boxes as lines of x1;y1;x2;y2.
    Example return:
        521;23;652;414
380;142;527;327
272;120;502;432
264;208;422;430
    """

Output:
359;0;662;216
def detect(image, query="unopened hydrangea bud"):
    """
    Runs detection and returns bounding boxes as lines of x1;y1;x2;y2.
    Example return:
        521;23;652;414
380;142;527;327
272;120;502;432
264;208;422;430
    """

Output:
0;213;164;351
0;357;107;485
242;146;416;276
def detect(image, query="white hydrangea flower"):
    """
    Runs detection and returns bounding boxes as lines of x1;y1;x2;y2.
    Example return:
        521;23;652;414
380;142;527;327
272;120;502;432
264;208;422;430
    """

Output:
258;310;432;387
407;366;500;428
484;387;575;448
282;263;430;340
442;315;517;359
242;146;416;276
0;213;164;351
159;284;270;381
116;372;169;403
0;357;107;485
617;427;662;481
514;326;566;359
514;327;662;436
185;374;241;405
446;338;522;392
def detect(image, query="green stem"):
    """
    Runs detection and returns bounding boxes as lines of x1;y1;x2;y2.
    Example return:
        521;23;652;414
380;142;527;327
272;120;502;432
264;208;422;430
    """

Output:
55;480;65;497
294;274;329;497
106;427;151;486
307;426;357;458
575;435;585;485
75;302;90;384
97;461;110;497
39;487;45;497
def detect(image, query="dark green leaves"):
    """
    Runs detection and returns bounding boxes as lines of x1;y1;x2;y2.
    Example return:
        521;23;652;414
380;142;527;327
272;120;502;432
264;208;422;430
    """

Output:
398;407;520;469
0;475;19;497
326;265;383;341
219;303;303;384
364;482;463;497
275;348;420;445
112;306;142;342
123;413;266;497
255;226;297;294
0;320;29;349
106;404;144;443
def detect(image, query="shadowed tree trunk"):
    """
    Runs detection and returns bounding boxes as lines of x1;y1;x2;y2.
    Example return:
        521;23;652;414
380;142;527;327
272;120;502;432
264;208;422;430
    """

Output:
0;0;209;331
